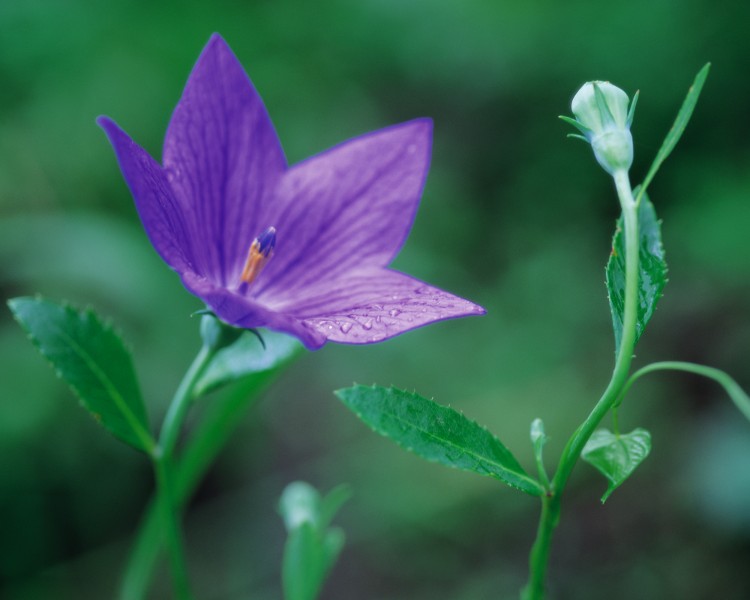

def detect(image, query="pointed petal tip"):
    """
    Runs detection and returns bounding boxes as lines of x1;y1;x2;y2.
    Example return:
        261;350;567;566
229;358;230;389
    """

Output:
199;32;235;63
404;116;433;141
96;115;121;138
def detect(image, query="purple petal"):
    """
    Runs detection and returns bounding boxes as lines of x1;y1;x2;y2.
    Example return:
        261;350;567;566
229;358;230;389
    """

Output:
97;116;195;273
275;268;485;345
253;119;432;302
180;272;327;349
163;34;286;287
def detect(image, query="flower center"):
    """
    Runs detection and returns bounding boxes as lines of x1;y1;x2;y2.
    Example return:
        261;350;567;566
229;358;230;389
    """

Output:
240;226;276;286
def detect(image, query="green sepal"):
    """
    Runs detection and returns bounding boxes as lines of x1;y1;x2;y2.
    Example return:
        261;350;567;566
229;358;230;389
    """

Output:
582;428;652;502
606;192;668;353
336;385;543;496
593;82;616;128
279;482;350;600
7;296;154;453
559;115;591;137
193;329;302;396
626;90;639;128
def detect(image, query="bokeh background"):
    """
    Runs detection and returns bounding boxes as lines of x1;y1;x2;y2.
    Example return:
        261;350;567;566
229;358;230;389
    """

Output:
2;1;750;598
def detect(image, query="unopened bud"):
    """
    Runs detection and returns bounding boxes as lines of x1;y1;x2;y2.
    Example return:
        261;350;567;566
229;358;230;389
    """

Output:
563;81;637;176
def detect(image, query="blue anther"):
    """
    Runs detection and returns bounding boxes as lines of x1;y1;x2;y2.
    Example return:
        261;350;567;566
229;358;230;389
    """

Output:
256;227;276;257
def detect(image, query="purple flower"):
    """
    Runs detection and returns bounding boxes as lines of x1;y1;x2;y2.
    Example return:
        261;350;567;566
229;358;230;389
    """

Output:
98;34;484;350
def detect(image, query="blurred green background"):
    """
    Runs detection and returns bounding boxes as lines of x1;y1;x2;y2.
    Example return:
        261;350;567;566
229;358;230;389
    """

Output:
2;0;750;598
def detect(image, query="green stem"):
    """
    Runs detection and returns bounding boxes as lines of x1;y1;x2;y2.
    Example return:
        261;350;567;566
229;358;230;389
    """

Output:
521;494;559;600
153;452;193;600
119;355;291;600
522;169;640;599
159;345;216;458
620;361;750;422
148;344;215;600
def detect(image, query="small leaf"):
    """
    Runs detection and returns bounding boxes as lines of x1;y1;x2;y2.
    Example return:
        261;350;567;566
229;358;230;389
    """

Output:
582;428;651;502
638;63;710;199
7;297;153;452
321;528;345;575
319;485;352;530
336;385;543;496
193;329;303;396
606;193;667;352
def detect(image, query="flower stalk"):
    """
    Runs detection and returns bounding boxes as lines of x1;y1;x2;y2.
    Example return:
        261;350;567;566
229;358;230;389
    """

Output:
522;169;640;599
148;340;217;600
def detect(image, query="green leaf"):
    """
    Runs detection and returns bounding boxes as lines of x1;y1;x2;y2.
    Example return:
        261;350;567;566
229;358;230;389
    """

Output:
193;329;303;396
336;385;543;496
7;297;153;453
606;193;667;352
319;484;352;530
582;428;651;502
638;63;710;200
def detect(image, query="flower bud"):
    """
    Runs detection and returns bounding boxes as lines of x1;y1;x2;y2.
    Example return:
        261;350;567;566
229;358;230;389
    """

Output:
564;81;637;176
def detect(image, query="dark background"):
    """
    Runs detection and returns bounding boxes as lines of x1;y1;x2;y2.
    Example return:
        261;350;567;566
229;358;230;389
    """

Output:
2;1;750;598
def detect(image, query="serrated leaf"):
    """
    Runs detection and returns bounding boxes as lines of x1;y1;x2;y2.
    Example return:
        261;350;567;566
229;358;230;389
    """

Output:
582;428;651;502
336;385;543;496
193;329;302;396
606;194;667;353
7;297;153;452
638;63;710;199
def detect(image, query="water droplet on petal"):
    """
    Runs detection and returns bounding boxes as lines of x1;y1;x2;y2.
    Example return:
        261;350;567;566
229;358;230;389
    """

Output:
340;322;353;334
389;309;402;317
415;286;429;294
370;303;383;310
362;319;373;330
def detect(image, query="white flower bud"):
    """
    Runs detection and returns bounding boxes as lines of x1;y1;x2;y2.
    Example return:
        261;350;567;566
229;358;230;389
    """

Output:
564;81;637;176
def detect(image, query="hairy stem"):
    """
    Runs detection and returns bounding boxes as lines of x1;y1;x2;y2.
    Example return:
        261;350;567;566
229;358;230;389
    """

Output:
522;169;640;599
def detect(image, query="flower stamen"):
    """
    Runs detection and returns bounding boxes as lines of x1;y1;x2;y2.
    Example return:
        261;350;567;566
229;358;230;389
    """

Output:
240;226;276;285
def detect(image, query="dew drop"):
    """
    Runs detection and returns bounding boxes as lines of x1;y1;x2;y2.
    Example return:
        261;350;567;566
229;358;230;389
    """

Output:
389;308;402;317
415;286;429;294
370;303;383;310
362;319;373;330
340;322;353;334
